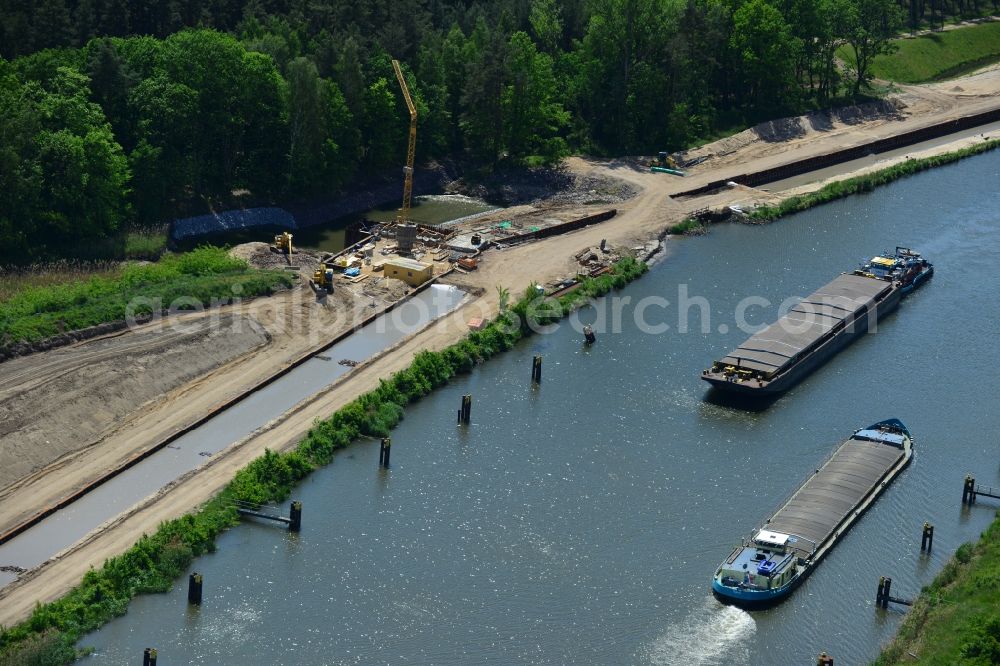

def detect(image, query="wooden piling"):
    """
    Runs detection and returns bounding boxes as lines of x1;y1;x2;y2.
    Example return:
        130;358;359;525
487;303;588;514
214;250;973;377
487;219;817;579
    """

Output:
379;437;391;468
458;394;472;424
963;475;976;505
583;325;596;344
817;652;833;666
531;355;542;383
877;575;913;607
187;572;203;605
921;522;933;552
289;501;302;532
143;648;158;666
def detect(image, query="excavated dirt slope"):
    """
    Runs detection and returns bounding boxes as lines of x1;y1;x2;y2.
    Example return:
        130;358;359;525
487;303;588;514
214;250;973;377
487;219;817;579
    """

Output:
0;314;269;491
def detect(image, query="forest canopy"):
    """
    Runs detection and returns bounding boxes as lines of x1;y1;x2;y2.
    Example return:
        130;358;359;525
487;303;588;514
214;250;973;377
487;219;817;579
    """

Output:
1;0;994;260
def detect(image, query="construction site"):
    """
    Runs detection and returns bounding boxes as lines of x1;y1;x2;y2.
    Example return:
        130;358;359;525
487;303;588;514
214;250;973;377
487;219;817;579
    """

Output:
0;59;999;629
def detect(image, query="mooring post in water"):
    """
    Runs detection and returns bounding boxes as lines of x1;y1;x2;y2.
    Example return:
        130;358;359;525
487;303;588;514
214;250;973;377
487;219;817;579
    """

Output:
963;475;976;505
289;501;302;532
458;394;472;424
143;648;157;666
583;325;596;344
921;522;934;552
187;572;203;605
882;577;892;609
817;652;833;666
379;437;391;468
876;577;886;608
531;355;542;383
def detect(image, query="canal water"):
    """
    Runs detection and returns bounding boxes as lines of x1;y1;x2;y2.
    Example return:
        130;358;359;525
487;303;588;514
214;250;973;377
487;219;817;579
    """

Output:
176;195;498;254
82;151;1000;664
292;194;499;253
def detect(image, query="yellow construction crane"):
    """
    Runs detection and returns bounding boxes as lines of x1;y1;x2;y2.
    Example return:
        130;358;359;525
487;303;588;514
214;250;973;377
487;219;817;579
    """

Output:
392;59;417;224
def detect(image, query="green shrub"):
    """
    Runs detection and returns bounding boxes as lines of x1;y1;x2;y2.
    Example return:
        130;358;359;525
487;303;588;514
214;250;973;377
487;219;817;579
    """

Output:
123;231;168;260
960;613;1000;664
0;629;75;666
667;218;703;235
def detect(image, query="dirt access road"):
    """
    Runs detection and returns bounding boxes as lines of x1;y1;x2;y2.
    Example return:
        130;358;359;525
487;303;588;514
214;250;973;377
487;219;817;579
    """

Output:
0;66;998;628
0;259;411;540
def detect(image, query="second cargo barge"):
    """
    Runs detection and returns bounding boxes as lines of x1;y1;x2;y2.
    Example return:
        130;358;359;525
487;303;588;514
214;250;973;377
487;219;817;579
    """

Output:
712;419;914;607
701;247;932;395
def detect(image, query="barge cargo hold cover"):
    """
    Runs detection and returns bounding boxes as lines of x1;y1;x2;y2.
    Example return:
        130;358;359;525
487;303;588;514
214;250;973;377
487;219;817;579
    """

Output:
712;419;913;607
702;272;901;395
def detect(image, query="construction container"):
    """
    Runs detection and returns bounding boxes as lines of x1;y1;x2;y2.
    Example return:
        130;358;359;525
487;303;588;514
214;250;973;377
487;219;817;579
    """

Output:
384;257;433;286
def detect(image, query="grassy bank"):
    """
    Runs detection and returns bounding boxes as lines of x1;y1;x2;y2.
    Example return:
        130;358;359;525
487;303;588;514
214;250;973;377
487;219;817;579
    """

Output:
839;22;1000;83
0;257;648;665
667;218;705;235
750;138;1000;223
0;247;295;348
122;229;169;261
0;262;123;303
872;512;1000;665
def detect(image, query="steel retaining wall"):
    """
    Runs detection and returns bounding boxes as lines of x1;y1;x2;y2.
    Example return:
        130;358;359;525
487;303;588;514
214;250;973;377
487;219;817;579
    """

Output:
674;107;1000;198
500;210;617;245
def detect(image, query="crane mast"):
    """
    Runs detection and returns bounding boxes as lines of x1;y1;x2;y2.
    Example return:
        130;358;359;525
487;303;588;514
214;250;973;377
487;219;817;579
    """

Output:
392;59;417;224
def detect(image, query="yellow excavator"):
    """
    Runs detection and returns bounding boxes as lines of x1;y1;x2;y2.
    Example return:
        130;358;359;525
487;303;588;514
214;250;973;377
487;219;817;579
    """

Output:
650;152;678;169
649;151;685;177
312;267;334;293
392;59;417;224
272;231;293;254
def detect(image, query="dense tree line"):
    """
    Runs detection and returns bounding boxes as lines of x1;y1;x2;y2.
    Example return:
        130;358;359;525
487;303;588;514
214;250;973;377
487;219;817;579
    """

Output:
1;0;994;259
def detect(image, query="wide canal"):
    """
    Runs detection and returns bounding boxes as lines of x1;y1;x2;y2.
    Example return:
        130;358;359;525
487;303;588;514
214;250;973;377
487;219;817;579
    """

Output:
82;150;1000;664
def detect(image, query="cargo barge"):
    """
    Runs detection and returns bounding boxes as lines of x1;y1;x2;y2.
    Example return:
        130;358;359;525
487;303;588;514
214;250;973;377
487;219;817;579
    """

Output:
712;419;913;607
702;247;932;395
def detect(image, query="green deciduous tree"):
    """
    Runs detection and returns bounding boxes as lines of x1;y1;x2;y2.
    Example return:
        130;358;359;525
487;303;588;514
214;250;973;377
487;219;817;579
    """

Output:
503;31;568;161
286;56;357;194
529;0;563;53
574;0;684;153
414;39;451;159
362;77;402;172
843;0;904;94
0;65;128;258
159;29;287;196
730;0;800;114
127;74;198;221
